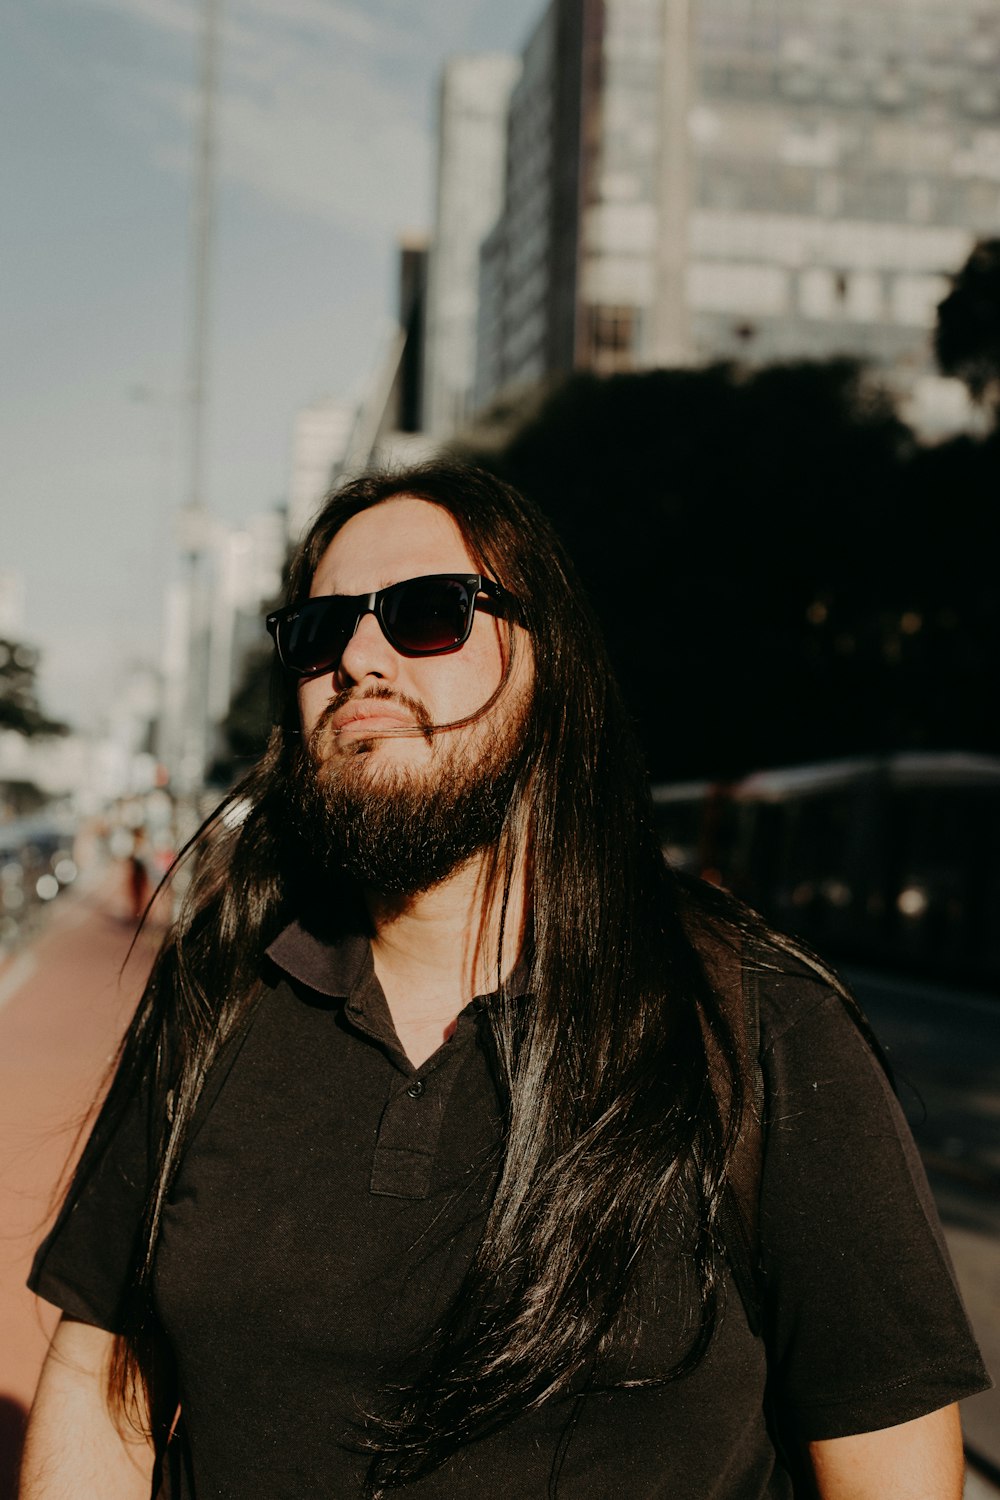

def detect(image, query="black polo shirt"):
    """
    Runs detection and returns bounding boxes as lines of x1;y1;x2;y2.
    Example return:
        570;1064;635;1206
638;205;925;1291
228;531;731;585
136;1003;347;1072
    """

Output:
30;921;989;1498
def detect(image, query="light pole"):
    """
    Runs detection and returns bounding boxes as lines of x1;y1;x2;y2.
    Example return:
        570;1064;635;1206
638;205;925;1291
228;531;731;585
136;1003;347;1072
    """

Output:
172;0;222;795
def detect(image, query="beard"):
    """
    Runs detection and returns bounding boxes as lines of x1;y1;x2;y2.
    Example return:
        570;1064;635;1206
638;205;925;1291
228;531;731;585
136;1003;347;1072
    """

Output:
284;687;529;898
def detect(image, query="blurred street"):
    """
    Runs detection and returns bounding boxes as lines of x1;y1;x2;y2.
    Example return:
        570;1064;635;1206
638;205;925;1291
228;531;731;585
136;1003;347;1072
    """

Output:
0;875;160;1496
0;893;996;1495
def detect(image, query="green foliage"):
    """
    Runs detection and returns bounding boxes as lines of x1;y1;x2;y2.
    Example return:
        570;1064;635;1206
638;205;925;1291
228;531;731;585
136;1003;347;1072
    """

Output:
455;361;999;780
0;638;68;738
934;238;1000;415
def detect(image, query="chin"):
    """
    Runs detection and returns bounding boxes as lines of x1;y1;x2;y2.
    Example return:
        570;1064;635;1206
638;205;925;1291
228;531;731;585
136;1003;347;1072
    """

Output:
340;735;431;773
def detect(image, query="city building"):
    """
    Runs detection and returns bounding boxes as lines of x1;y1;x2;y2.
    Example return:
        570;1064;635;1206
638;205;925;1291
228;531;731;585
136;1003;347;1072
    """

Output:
158;507;285;787
206;509;286;726
422;54;522;438
339;237;440;474
287;397;357;542
473;0;1000;412
475;0;592;410
687;0;1000;372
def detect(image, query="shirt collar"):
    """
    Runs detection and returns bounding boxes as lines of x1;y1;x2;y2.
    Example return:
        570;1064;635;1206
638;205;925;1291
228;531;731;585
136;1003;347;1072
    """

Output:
265;918;371;1000
265;918;532;1012
265;918;404;1058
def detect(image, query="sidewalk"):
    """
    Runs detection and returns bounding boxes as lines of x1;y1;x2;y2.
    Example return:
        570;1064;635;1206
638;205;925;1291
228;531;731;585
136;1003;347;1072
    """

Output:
946;1222;1000;1478
0;879;158;1492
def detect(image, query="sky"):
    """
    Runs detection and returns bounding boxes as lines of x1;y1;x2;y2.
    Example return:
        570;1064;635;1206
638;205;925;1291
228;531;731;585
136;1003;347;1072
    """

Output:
1;0;542;731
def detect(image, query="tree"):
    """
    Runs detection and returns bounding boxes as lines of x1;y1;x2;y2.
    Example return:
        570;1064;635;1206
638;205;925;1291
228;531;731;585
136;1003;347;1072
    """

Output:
934;238;1000;418
0;639;67;738
455;360;919;779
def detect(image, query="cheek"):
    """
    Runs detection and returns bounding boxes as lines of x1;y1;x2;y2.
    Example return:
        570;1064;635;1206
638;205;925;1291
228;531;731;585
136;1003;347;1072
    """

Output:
297;677;330;737
466;621;531;717
444;631;507;712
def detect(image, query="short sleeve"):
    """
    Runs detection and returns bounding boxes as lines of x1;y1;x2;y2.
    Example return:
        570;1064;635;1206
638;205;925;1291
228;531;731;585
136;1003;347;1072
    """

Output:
758;977;991;1441
28;1062;158;1333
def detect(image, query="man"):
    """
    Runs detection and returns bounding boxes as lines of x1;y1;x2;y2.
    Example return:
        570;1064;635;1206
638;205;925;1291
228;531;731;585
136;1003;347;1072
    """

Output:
22;463;989;1497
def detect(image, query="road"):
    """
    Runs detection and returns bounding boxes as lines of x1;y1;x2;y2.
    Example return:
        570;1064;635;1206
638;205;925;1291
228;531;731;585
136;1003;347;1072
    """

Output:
0;896;996;1496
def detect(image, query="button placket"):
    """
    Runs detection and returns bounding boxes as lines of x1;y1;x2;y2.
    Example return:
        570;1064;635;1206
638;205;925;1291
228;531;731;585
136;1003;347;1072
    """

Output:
370;1056;465;1198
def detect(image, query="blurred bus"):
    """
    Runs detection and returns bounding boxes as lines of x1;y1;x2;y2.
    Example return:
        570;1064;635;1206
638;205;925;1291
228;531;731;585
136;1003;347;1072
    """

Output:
653;753;1000;990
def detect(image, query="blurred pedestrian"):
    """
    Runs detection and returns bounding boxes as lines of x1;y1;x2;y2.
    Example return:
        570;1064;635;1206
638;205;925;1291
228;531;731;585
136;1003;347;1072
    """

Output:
125;826;150;924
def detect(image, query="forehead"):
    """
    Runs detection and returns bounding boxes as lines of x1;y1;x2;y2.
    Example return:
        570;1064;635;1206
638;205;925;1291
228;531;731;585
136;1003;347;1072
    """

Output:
310;496;477;596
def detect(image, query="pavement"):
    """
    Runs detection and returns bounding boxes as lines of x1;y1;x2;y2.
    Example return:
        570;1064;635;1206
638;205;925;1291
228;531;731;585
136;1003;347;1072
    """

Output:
0;884;997;1498
0;873;160;1498
934;1202;1000;1487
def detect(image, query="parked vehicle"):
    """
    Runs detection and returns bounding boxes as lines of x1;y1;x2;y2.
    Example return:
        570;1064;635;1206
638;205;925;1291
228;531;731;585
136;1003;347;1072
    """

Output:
0;811;78;950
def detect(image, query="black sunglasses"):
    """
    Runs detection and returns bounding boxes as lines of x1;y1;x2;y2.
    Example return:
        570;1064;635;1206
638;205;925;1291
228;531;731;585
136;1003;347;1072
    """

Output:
266;573;521;678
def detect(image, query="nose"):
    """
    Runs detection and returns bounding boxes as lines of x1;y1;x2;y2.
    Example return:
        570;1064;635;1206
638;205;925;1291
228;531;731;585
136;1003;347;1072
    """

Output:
335;606;399;687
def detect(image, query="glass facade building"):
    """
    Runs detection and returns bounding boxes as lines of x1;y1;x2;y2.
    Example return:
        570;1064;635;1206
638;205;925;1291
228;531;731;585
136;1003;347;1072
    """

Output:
423;55;521;437
473;0;1000;412
689;0;1000;368
475;2;588;409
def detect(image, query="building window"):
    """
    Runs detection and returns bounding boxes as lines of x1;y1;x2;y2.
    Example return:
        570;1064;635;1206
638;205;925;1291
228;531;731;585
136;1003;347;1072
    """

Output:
585;304;638;372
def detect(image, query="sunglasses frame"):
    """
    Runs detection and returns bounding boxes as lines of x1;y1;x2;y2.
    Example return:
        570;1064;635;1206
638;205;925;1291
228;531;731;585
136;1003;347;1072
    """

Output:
266;573;520;678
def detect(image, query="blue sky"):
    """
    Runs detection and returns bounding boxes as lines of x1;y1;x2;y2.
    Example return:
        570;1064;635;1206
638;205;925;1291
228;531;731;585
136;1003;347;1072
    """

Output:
2;0;541;729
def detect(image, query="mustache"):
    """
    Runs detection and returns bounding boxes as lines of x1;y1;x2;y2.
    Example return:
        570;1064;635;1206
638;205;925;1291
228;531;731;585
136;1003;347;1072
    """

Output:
314;684;435;743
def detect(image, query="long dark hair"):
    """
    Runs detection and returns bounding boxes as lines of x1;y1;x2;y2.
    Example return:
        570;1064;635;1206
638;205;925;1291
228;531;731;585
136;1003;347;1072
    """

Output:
67;462;828;1484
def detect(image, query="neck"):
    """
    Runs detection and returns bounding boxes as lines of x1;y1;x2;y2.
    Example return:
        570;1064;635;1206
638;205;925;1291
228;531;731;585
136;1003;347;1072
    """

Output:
365;850;526;1067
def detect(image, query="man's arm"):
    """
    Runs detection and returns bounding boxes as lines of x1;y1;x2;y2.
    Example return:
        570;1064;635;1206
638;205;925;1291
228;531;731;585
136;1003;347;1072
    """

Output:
19;1317;156;1500
808;1404;965;1500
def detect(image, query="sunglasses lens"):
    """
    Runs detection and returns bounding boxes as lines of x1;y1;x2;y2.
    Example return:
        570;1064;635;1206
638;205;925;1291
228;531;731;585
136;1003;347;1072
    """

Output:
273;576;487;673
281;599;354;674
384;577;474;653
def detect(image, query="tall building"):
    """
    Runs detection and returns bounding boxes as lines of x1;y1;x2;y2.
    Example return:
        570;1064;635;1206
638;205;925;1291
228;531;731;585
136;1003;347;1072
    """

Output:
206;510;286;725
340;238;439;474
159;509;285;783
687;0;1000;370
287;397;357;542
475;1;594;409
422;54;522;438
474;0;1000;411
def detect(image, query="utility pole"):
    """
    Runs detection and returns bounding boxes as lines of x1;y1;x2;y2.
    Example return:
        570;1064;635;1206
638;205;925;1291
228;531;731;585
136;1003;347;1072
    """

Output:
172;0;222;793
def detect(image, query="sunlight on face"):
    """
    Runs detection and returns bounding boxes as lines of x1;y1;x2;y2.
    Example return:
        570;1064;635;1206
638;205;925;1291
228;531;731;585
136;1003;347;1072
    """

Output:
297;496;531;780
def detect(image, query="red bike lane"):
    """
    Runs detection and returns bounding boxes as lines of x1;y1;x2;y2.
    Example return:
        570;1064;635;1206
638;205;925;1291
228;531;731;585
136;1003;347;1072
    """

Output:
0;883;159;1495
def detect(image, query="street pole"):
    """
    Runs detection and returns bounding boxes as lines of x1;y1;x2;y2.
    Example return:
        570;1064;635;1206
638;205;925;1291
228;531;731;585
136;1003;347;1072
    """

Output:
175;0;222;795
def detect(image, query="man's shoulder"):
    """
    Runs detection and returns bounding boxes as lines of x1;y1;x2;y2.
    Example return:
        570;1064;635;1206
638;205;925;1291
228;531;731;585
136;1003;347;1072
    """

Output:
677;878;859;1049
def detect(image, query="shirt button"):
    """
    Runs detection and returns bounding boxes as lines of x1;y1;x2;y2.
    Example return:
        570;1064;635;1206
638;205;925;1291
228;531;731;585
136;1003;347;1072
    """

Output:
406;1080;426;1099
